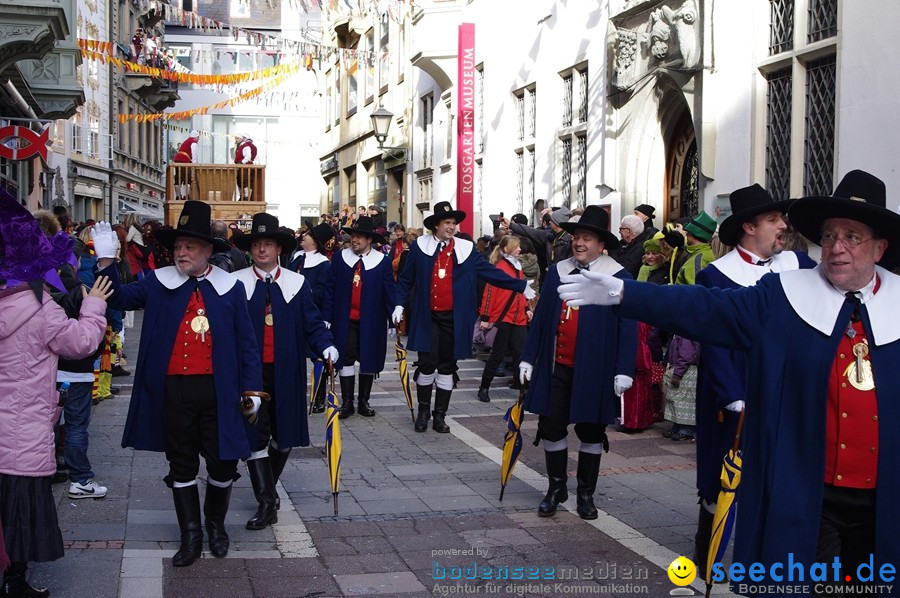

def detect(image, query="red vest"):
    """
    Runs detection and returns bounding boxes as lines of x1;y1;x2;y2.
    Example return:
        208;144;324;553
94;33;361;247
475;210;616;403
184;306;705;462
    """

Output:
430;240;454;311
255;267;280;364
350;260;363;321
174;137;196;163
555;302;579;367
234;140;257;164
824;318;879;488
167;289;214;375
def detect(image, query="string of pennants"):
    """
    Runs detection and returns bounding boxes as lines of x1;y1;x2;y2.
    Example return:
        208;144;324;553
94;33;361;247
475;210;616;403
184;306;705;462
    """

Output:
78;39;309;86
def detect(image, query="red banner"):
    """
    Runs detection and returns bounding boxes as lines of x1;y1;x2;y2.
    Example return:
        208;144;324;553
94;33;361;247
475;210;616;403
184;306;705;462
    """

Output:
456;23;475;236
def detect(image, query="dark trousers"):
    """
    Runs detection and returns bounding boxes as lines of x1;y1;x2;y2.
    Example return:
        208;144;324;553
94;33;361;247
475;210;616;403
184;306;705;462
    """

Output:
482;322;526;381
816;484;876;574
163;375;237;484
537;364;607;444
254;363;279;451
416;311;456;376
343;320;361;369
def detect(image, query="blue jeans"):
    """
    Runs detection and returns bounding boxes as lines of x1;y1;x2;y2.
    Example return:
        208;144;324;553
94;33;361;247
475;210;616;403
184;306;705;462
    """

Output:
63;382;95;483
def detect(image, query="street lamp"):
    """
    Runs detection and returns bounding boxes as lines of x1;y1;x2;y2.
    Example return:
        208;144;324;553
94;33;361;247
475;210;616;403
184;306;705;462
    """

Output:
370;107;410;161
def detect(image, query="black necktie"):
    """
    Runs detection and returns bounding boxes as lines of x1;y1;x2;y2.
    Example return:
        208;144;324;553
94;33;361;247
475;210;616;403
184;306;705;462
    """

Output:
756;258;772;266
437;242;445;254
845;291;861;322
265;274;272;304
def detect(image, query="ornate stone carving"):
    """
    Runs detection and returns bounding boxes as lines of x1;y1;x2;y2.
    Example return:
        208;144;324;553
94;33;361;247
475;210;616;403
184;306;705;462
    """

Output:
0;25;40;40
610;0;701;92
29;55;59;80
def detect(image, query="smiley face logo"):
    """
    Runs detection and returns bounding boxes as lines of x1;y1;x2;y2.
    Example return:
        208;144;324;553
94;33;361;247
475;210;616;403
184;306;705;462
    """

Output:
667;556;697;586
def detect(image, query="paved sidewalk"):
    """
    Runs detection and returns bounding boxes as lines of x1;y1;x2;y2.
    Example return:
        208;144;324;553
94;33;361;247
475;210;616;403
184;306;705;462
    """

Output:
31;312;735;597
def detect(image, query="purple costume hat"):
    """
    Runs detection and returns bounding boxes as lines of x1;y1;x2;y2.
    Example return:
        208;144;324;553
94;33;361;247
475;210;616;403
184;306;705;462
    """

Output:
0;187;74;287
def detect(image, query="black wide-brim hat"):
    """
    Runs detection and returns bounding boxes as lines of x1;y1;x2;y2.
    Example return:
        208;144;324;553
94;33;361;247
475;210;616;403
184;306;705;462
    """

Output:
718;183;794;247
789;169;900;268
234;212;296;253
424;201;466;230
558;205;620;251
156;200;232;254
306;220;336;250
341;215;385;244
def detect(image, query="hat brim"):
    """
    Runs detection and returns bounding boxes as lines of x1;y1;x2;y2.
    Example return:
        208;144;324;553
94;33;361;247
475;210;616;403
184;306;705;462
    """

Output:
341;226;385;245
718;199;795;247
156;229;232;254
788;197;900;268
234;231;296;253
423;210;466;230
557;222;620;252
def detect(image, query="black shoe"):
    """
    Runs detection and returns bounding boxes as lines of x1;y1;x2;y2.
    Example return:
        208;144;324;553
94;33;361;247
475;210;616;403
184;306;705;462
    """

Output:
575;452;602;520
109;387;120;395
111;365;131;377
538;450;569;517
246;458;278;530
311;396;326;413
338;401;355;419
204;483;232;558
431;412;450;434
414;409;430;432
477;387;491;403
414;384;432;433
3;562;49;598
432;388;452;433
172;485;203;567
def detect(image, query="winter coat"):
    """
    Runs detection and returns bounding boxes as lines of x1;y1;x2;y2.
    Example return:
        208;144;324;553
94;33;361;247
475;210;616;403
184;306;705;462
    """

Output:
479;259;528;326
0;284;106;476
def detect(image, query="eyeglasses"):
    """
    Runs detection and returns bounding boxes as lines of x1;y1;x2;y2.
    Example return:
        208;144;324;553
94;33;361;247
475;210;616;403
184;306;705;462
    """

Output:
820;233;873;249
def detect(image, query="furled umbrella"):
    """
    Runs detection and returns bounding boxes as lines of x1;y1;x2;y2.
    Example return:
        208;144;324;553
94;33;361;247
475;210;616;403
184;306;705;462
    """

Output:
499;384;528;501
394;338;416;424
308;359;324;415
323;360;343;515
704;410;746;597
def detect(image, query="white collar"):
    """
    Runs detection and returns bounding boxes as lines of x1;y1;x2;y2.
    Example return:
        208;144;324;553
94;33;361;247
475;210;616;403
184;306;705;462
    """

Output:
503;255;522;271
831;273;877;304
711;249;801;287
780;265;900;345
556;255;623;278
234;266;306;302
155;265;237;296
301;251;329;268
416;234;474;262
341;247;384;269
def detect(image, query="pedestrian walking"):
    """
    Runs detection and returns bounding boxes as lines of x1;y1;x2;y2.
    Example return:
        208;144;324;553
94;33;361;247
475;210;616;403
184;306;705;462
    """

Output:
557;170;900;594
93;200;266;567
0;191;111;597
394;201;536;433
330;216;396;419
518;205;637;520
233;213;337;530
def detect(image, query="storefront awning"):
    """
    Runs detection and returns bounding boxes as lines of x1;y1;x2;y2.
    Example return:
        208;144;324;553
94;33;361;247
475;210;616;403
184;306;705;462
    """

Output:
117;198;162;221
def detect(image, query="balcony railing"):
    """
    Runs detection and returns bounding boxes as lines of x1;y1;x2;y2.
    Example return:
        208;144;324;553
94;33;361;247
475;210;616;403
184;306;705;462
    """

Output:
165;163;266;226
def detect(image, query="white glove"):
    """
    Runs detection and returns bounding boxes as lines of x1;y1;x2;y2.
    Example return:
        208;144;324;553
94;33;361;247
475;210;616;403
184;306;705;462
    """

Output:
322;346;339;362
724;400;745;412
519;361;533;385
240;395;261;418
558;270;624;307
323;321;331;330
523;279;537;301
614;375;633;397
92;221;119;259
392;306;404;326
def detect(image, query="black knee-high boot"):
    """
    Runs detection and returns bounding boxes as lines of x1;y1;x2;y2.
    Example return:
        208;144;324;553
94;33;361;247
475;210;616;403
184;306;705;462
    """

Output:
538;450;569;517
268;446;291;510
171;485;202;567
694;502;715;576
357;374;376;416
2;561;49;598
338;376;355;419
575;452;602;520
432;387;452;433
246;458;278;530
414;383;432;432
477;372;492;403
203;483;232;558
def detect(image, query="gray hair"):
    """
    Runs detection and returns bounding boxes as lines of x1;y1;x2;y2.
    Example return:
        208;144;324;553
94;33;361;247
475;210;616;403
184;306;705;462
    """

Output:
620;214;645;236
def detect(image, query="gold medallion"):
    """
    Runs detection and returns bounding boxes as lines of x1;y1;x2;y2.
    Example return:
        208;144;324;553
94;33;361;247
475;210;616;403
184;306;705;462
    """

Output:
438;268;446;279
265;313;274;326
843;341;875;391
190;315;209;334
353;273;361;285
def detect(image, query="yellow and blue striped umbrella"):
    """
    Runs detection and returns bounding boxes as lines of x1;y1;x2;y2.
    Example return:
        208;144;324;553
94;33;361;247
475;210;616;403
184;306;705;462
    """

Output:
394;339;416;423
324;361;342;515
499;386;527;501
704;410;745;597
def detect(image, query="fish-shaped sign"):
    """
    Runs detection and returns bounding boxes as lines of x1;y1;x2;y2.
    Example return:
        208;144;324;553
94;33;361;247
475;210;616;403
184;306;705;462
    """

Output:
0;125;49;162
